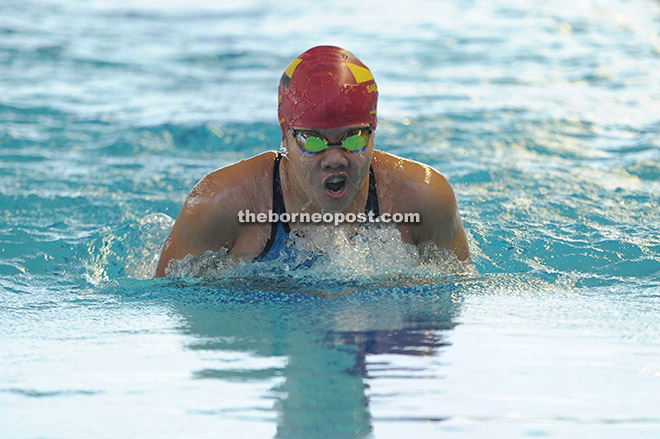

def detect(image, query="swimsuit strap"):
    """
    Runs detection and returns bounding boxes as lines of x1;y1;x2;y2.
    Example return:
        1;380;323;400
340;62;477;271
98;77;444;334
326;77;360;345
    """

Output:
273;153;291;234
256;153;287;259
366;165;380;216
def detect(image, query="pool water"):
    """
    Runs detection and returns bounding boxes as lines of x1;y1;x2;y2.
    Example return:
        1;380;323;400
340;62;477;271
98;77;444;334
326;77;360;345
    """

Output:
2;0;660;437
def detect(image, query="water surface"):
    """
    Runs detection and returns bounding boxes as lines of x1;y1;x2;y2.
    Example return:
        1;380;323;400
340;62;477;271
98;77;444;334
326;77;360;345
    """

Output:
1;0;660;437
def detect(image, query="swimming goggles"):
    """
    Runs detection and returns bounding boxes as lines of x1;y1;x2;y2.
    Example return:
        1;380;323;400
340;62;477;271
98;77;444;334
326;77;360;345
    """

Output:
292;126;373;155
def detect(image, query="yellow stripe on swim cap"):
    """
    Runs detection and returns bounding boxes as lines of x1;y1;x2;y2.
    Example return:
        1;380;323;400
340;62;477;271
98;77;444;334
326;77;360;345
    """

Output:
284;58;303;78
345;62;374;84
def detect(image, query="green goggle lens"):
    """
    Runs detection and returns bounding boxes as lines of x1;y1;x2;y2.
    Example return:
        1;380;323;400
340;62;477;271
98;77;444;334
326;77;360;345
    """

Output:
341;133;366;151
293;127;371;155
302;135;328;152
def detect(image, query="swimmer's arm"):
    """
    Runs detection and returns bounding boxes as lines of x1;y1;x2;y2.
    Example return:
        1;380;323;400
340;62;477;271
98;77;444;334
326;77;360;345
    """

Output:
154;176;239;277
435;203;471;262
411;169;471;262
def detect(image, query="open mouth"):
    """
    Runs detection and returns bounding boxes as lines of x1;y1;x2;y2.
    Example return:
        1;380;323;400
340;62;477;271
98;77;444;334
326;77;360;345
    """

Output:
324;176;348;199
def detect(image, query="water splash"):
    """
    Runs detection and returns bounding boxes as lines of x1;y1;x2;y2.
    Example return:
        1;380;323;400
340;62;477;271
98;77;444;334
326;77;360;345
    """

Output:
164;223;476;286
85;212;174;284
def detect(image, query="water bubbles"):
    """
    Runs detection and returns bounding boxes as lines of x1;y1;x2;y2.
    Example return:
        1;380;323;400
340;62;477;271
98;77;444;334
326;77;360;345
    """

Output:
164;247;233;278
158;223;476;288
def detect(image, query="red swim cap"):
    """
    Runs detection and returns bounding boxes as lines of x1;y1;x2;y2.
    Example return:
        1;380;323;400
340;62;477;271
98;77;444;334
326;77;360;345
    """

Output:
278;46;378;138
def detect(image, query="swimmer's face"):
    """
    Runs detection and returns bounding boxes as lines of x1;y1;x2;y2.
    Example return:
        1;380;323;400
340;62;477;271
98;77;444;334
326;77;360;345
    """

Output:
283;125;375;212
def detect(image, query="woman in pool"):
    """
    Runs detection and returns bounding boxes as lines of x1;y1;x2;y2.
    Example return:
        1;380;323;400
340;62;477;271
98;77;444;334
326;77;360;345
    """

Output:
155;46;470;277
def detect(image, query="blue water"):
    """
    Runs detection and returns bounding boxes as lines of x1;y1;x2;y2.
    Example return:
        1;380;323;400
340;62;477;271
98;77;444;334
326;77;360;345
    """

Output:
2;0;660;437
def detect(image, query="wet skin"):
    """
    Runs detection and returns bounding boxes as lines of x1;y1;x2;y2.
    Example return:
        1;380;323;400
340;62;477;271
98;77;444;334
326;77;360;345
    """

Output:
155;126;470;277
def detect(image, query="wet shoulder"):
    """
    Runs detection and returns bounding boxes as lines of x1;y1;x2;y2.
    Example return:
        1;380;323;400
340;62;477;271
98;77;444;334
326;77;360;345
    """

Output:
191;151;277;212
371;150;456;213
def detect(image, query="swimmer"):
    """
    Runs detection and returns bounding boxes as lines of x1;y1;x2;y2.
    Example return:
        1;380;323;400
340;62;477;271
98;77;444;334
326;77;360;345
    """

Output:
155;46;470;277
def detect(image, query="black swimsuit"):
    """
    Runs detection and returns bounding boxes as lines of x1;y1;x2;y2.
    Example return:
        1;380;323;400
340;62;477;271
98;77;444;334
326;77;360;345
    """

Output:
256;153;380;260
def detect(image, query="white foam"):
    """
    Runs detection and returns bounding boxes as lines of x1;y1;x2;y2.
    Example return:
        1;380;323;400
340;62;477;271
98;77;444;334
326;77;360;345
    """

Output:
163;223;476;282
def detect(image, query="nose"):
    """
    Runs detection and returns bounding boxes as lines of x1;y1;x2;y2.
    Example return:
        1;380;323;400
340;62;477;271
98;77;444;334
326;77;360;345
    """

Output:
320;145;349;169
